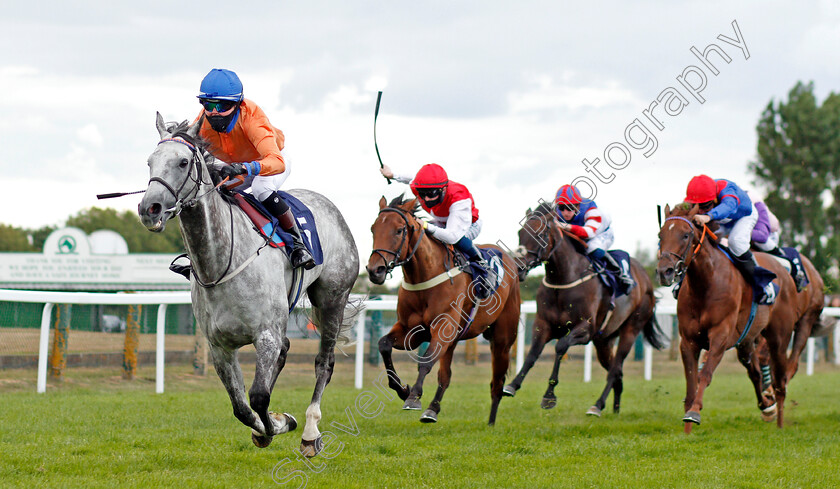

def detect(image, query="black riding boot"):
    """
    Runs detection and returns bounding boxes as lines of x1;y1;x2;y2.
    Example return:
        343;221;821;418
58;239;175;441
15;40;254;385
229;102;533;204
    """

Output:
261;193;316;270
603;252;635;291
733;251;776;305
466;243;496;300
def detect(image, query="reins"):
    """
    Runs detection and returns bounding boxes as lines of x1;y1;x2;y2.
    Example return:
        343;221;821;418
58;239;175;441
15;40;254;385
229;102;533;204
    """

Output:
661;216;717;282
520;212;597;289
155;135;269;289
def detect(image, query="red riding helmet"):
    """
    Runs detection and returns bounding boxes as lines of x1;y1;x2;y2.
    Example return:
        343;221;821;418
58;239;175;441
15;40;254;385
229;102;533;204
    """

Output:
685;175;717;204
411;163;449;189
555;184;583;206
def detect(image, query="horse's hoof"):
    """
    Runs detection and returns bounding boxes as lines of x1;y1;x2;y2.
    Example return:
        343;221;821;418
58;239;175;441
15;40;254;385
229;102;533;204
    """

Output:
300;436;324;458
761;403;777;422
251;430;273;448
585;406;602;417
403;397;422;410
419;409;438;423
502;385;516;397
279;412;297;432
682;410;701;425
541;397;557;410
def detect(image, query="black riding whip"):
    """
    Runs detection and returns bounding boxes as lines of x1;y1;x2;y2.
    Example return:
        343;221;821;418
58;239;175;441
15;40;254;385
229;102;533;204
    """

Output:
374;91;391;184
97;189;146;200
657;204;662;228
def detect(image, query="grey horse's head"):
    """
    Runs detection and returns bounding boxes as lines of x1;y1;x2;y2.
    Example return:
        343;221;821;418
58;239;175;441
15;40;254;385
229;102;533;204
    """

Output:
138;112;205;232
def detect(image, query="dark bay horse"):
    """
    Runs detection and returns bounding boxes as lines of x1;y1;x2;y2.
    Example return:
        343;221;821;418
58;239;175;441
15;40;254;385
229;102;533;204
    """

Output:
503;203;664;416
656;203;804;432
366;195;520;425
138;115;359;456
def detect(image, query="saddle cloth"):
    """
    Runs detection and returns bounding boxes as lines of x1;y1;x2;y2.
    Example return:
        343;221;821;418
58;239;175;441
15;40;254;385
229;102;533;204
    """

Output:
455;247;507;295
233;191;324;266
768;247;810;288
717;244;777;303
586;250;633;299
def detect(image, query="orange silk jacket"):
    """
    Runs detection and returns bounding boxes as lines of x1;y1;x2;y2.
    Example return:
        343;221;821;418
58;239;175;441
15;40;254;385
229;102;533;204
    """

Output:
197;99;286;175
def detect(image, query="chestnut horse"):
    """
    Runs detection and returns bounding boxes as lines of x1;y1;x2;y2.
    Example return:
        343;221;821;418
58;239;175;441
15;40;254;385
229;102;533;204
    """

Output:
656;203;802;432
503;203;664;416
366;196;520;425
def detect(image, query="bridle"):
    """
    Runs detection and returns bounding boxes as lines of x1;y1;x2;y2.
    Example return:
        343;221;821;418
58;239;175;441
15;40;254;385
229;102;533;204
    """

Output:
149;136;215;216
660;215;715;282
369;206;425;276
518;212;558;275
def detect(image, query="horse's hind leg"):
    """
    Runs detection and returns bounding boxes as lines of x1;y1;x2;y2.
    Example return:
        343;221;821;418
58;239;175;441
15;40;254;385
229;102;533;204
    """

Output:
249;332;296;447
210;345;265;435
589;332;629;417
504;316;550;397
735;341;776;421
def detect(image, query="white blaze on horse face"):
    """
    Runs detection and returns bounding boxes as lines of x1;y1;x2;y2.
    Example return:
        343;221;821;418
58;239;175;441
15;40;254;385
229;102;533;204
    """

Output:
668;223;675;231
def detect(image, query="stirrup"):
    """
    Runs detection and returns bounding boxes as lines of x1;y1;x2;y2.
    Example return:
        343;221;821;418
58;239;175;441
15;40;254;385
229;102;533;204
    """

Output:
758;283;778;305
291;247;316;270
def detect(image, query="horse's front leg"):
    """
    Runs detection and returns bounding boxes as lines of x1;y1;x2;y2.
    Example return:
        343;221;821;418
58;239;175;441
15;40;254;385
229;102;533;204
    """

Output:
419;343;456;423
503;316;551;397
249;330;296;448
542;322;590;410
682;330;727;431
378;321;419;401
210;345;265;435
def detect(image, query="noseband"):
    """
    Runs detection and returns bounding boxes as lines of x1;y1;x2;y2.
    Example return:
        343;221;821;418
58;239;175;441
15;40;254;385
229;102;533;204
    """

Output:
661;216;715;279
370;206;424;276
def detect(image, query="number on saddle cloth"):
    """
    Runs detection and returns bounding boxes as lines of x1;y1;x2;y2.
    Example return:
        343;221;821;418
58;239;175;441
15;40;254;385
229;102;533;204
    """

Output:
232;191;324;266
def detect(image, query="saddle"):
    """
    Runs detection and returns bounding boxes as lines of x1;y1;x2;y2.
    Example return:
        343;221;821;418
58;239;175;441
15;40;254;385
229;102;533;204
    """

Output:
586;250;634;299
169;190;323;280
452;247;506;296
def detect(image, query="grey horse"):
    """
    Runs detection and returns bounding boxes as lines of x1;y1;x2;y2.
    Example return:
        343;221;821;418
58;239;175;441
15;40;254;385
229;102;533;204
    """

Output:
138;113;360;457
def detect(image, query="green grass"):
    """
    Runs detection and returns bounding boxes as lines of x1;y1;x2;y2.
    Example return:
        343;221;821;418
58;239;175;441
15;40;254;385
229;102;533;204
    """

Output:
1;356;838;489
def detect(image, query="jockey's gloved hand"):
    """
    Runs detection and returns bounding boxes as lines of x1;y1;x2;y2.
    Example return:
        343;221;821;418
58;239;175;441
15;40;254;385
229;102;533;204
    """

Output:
220;163;247;181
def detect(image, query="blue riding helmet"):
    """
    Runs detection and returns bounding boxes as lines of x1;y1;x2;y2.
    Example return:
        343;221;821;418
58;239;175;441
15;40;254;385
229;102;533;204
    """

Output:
198;69;243;102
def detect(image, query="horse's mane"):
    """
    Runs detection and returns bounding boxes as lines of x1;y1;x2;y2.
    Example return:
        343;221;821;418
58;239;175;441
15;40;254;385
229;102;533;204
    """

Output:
168;120;210;153
531;201;556;218
388;194;421;216
668;202;721;233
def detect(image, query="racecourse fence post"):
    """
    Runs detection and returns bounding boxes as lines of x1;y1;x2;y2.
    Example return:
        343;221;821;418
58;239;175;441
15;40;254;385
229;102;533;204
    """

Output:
122;304;141;380
669;315;679;361
193;317;207;376
355;310;365;389
155;304;167;394
37;303;55;394
806;337;815;376
48;304;71;381
583;342;592;382
465;338;478;364
517;311;526;372
834;322;840;366
644;344;653;380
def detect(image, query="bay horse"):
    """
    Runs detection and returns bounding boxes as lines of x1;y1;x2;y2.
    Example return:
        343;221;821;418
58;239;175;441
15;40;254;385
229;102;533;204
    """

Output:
138;114;360;456
503;203;664;416
656;203;802;432
366;195;520;425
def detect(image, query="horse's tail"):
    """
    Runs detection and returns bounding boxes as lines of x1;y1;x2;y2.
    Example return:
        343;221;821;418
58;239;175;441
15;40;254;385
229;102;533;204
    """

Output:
642;313;667;351
307;295;366;346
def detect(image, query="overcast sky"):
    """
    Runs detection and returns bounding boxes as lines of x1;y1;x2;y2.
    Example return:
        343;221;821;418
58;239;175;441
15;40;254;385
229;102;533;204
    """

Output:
3;1;839;274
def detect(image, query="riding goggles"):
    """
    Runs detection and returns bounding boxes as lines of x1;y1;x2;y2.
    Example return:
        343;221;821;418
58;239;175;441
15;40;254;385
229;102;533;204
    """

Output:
417;188;443;199
200;99;237;113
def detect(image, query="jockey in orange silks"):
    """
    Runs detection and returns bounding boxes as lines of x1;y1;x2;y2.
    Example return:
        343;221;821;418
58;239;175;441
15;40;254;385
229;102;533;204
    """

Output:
381;163;496;299
195;68;313;269
554;184;634;289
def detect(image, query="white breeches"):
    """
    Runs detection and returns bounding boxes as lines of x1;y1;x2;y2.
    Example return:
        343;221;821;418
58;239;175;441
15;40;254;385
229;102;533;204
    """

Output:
586;227;615;254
